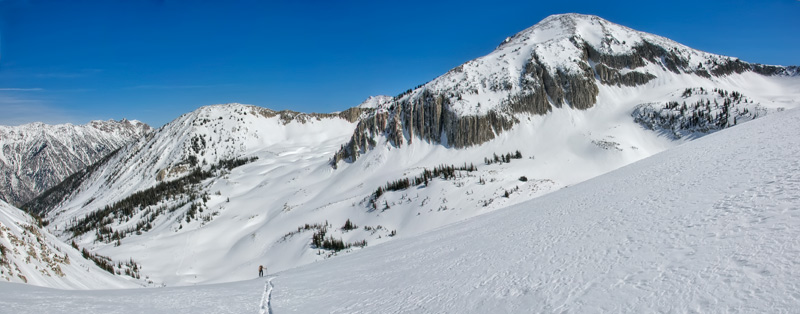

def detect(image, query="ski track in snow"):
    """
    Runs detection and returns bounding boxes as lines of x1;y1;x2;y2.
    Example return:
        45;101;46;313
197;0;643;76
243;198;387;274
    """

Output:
259;278;274;314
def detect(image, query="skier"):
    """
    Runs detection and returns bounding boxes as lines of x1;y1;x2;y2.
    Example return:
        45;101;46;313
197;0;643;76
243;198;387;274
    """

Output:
258;265;264;277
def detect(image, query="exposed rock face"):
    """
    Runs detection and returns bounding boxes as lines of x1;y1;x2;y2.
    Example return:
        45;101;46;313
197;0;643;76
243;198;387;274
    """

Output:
594;64;656;86
332;92;517;166
0;120;151;206
331;14;797;166
249;106;369;124
21;150;117;216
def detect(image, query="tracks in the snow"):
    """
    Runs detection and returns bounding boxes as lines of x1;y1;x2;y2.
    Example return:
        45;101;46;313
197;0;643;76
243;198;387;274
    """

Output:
259;277;274;314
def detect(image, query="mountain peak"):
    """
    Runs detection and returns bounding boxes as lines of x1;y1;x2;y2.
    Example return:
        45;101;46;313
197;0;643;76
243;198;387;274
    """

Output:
356;95;393;109
498;13;669;57
332;13;797;165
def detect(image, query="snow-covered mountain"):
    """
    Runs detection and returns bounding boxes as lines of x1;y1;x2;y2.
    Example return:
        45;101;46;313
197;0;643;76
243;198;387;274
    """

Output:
26;13;800;288
0;119;151;207
332;13;797;164
5;88;800;314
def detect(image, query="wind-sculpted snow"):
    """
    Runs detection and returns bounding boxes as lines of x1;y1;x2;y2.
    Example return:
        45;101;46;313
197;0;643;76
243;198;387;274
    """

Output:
4;100;800;314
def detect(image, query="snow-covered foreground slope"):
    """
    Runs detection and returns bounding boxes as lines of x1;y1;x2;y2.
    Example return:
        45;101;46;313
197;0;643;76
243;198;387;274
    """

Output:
0;200;136;289
0;279;264;314
4;102;799;313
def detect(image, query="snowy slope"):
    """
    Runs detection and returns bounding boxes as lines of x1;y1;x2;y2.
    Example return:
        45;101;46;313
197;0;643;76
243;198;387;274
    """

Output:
38;104;368;286
355;95;393;109
31;13;800;289
4;93;800;314
0;200;136;289
272;107;800;312
0;279;264;314
0;119;151;206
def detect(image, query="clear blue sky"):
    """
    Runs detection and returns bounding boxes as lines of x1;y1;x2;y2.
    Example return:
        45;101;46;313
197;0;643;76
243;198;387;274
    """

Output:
0;0;798;127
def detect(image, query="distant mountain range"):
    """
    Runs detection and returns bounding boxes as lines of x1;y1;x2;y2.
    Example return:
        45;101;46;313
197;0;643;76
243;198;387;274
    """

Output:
0;119;151;207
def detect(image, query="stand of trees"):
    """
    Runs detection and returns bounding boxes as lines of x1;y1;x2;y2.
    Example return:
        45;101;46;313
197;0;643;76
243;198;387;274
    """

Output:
484;150;523;165
635;88;758;138
68;156;258;242
72;241;141;279
311;223;368;252
373;163;478;201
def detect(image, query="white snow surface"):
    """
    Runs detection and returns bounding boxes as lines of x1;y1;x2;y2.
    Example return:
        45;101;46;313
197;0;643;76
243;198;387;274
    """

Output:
3;99;800;313
0;279;264;314
355;95;393;109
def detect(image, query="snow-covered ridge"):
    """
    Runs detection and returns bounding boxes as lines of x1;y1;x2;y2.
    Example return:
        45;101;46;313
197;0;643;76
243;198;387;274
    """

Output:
355;96;393;109
500;13;698;64
34;102;360;218
27;102;371;286
0;119;151;206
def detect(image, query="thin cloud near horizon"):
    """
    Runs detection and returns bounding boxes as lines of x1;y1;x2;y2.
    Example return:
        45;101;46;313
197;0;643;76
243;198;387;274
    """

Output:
0;88;44;91
126;84;236;90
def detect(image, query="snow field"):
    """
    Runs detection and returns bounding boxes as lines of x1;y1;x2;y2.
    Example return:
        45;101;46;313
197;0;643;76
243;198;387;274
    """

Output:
267;107;800;313
0;278;266;314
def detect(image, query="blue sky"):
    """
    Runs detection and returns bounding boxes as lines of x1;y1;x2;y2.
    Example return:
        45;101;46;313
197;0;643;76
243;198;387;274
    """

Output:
0;0;798;127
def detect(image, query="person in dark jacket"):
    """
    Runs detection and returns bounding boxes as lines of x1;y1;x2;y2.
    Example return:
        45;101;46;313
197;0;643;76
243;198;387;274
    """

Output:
258;265;264;277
